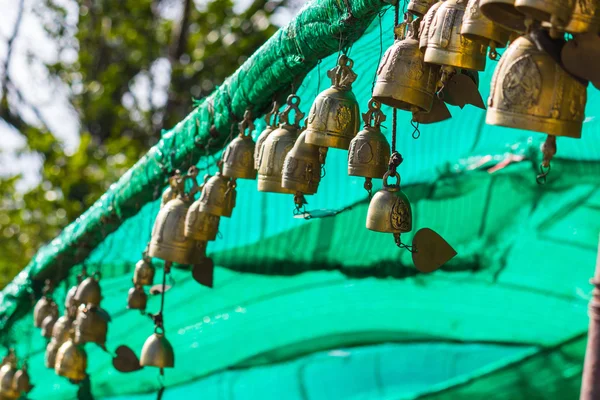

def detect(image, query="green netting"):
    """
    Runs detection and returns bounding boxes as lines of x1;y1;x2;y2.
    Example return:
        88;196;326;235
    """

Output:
2;1;600;399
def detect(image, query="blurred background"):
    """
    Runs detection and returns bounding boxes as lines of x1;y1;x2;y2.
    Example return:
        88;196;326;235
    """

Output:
0;0;304;287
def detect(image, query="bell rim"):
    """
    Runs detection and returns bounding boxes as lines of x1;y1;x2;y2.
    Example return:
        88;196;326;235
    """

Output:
372;91;433;113
148;240;198;264
514;1;573;26
348;166;389;179
424;47;487;71
257;178;296;194
486;107;583;138
305;130;353;150
563;16;600;34
460;24;511;48
479;1;527;32
221;166;257;180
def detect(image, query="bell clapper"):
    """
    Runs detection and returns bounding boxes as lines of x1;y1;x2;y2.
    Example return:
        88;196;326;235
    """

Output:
364;178;373;198
489;41;498;60
394;233;417;253
536;135;557;185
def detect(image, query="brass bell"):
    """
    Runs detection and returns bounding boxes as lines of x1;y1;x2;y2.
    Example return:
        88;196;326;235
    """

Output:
222;110;257;180
127;285;147;311
185;200;220;241
348;100;391;183
366;171;413;234
198;172;236;217
254;102;280;170
52;314;74;344
563;0;600;34
514;0;575;31
160;170;184;208
74;275;102;307
45;340;60;369
487;31;587;138
55;338;87;382
305;55;360;150
74;303;108;346
281;131;325;195
41;314;58;338
33;296;58;328
12;362;32;395
0;351;18;400
420;1;445;52
374;19;440;112
258;94;305;194
139;331;175;370
409;0;439;15
65;285;78;312
461;0;512;59
479;0;527;32
133;256;155;286
424;0;488;71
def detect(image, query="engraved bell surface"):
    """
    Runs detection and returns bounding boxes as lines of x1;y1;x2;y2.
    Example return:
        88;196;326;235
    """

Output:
222;110;257;180
479;0;527;32
198;173;236;217
184;200;220;241
486;31;587;138
562;0;600;34
409;0;439;15
366;172;413;234
139;332;175;369
461;0;512;51
305;55;360;150
420;1;445;51
149;198;196;265
55;339;87;382
281;131;324;195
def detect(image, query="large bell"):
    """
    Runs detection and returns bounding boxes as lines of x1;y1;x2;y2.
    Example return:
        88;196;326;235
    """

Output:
420;1;445;51
40;314;58;338
55;339;87;382
133;256;155;286
348;100;391;180
74;275;102;307
45;340;60;369
127;286;147;311
222;110;257;180
366;172;413;234
305;55;360;150
514;0;575;30
487;31;587;138
461;0;512;58
185;200;221;241
562;0;600;34
254;102;280;170
149;197;197;265
0;351;18;400
139;331;175;370
257;95;305;194
73;303;108;346
52;314;74;344
479;0;526;32
281;131;325;195
424;0;488;71
409;0;440;15
374;20;440;112
33;296;58;328
198;173;236;217
12;363;32;395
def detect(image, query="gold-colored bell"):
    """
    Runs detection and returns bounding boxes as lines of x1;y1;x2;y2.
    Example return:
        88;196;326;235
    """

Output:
133;256;155;286
305;55;360;150
33;296;58;328
139;330;175;370
127;286;147;311
222;110;257;180
40;314;58;338
73;303;108;346
461;0;512;58
0;351;18;400
420;1;445;51
258;94;305;194
424;0;488;71
55;338;87;382
254;102;280;170
185;200;220;241
514;0;575;30
12;362;32;395
198;172;236;217
52;314;74;344
479;0;527;32
281;131;325;195
348;100;391;183
556;0;600;34
366;171;413;234
486;31;587;138
409;0;440;15
45;340;60;369
374;20;440;112
74;275;102;307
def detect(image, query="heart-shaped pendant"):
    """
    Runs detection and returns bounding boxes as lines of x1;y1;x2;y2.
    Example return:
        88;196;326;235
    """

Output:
412;228;457;273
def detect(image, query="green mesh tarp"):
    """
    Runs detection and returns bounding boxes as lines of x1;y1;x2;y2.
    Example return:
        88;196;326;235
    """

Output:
2;1;600;399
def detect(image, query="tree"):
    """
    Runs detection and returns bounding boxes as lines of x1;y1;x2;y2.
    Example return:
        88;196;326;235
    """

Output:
0;0;295;288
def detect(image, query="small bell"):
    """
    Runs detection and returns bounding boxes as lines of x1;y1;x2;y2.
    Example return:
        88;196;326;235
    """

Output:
45;340;60;369
74;275;102;307
0;351;18;400
52;314;74;345
33;296;58;328
281;131;325;196
409;0;439;16
479;0;527;32
367;171;412;235
133;256;155;286
258;94;305;194
55;338;87;382
424;0;488;71
461;0;512;59
139;330;175;370
74;303;108;346
41;314;58;338
184;200;221;241
222;110;257;180
198;173;236;217
374;19;441;112
127;285;147;311
348;100;391;187
487;31;587;138
563;0;600;34
254;102;280;170
514;0;575;33
12;362;33;395
305;55;360;150
420;1;445;51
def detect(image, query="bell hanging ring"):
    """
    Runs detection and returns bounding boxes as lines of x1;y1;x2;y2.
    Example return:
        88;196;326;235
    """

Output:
486;31;587;138
33;295;58;328
281;131;324;196
133;255;155;286
461;0;511;60
514;0;575;34
258;94;305;194
74;303;108;346
479;0;527;32
139;328;175;370
305;54;360;150
408;0;439;16
55;338;87;382
12;362;33;395
424;0;488;71
0;351;18;400
222;109;257;180
366;171;413;234
254;101;280;170
198;172;236;217
127;285;147;311
74;274;102;307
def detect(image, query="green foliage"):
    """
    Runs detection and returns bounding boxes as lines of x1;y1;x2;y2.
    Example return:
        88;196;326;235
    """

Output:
0;0;288;288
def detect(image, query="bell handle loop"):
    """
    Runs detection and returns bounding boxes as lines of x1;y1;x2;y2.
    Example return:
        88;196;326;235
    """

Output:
238;109;255;138
329;54;357;90
382;171;401;189
536;163;551;185
154;325;165;336
362;99;386;128
280;94;305;128
264;101;280;127
394;234;416;253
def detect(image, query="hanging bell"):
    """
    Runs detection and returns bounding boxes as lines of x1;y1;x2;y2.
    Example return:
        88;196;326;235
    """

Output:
33;296;58;328
55;338;87;382
461;0;512;59
127;286;147;311
514;0;575;32
409;0;440;16
254;102;280;170
281;131;325;196
222;110;257;180
160;170;184;208
487;31;587;138
258;94;305;194
12;362;33;395
52;314;74;345
74;275;102;307
348;100;391;183
65;284;78;313
424;0;488;71
420;1;445;52
0;351;18;400
198;173;236;217
45;340;60;369
41;313;58;339
562;0;600;34
133;256;155;286
374;19;441;112
73;303;108;346
139;330;175;370
479;0;527;32
185;200;221;241
366;171;413;235
305;55;360;150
